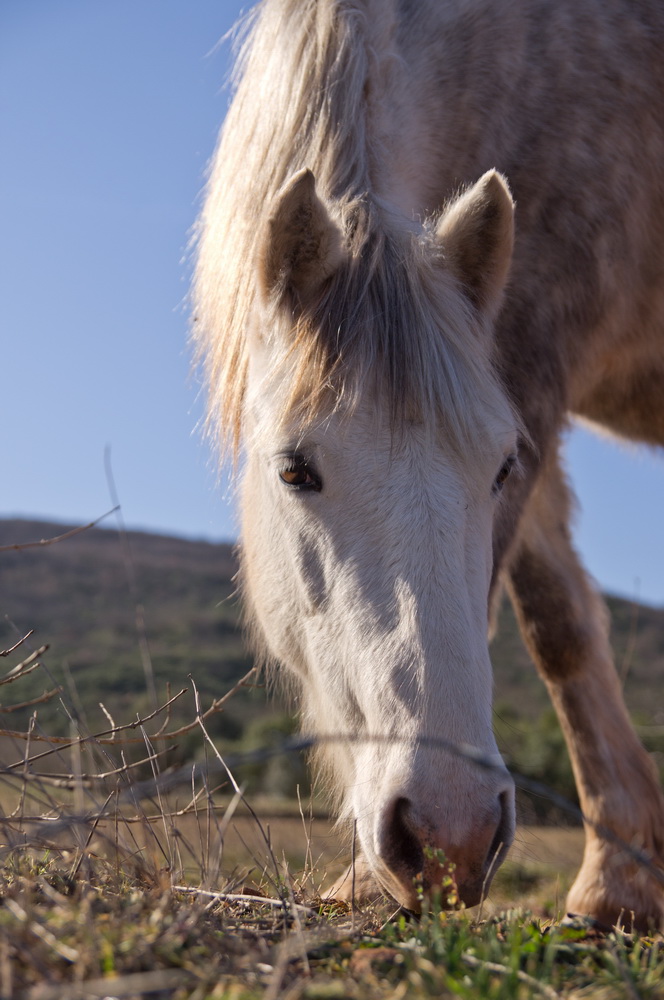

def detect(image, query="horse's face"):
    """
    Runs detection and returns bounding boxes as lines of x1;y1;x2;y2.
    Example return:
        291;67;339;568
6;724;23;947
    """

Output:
242;169;518;909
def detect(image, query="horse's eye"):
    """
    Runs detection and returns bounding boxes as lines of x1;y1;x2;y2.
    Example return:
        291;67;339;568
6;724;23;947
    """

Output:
493;455;516;494
278;454;322;492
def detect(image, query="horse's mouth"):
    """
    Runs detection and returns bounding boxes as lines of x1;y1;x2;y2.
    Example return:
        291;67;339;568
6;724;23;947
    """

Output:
371;789;515;912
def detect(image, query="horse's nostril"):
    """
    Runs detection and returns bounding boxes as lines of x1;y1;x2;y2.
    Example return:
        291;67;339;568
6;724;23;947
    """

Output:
485;789;514;876
378;797;423;880
375;786;515;908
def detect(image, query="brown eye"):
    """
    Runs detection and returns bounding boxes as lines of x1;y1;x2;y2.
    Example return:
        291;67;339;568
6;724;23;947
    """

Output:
278;454;322;492
493;455;516;495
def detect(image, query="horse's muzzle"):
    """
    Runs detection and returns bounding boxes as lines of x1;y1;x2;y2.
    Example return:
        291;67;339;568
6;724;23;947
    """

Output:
374;785;515;910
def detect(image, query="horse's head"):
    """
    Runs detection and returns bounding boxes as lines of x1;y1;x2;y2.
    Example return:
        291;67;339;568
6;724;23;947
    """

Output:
240;168;519;909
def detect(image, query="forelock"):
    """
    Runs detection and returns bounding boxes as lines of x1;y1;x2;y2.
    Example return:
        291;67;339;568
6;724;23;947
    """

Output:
266;203;517;457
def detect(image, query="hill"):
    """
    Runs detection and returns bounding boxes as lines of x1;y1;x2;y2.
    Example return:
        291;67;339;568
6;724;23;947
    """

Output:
1;517;662;804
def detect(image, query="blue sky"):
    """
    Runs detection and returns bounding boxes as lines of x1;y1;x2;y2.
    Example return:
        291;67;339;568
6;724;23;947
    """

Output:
2;2;663;605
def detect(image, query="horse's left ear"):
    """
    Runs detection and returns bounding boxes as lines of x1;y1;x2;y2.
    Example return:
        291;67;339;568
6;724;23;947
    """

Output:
436;170;514;319
260;168;344;306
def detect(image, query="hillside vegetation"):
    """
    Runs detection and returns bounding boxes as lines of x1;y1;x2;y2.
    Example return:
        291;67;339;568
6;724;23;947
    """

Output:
1;517;662;809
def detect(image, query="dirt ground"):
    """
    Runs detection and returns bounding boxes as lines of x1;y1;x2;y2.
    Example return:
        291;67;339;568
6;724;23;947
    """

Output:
214;813;584;911
1;776;585;917
89;795;586;917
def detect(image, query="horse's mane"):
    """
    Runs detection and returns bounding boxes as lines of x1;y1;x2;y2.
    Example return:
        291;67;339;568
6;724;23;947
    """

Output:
193;0;512;459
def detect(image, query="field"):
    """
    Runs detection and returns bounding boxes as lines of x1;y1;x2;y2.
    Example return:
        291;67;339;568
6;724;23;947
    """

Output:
1;521;663;997
0;677;662;1000
1;788;662;999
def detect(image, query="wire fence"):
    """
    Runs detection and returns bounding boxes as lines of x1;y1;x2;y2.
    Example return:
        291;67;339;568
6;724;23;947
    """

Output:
1;512;662;912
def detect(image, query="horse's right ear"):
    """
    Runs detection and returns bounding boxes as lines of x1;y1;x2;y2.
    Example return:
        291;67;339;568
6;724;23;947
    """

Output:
260;168;344;305
436;170;514;320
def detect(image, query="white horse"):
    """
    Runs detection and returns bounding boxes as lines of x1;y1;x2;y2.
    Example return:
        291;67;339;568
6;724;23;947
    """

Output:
194;0;664;927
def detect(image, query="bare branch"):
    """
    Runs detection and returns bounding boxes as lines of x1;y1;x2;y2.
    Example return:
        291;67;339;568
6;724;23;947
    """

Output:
0;507;120;553
171;885;313;915
1;686;190;763
160;665;259;740
0;687;61;712
1;646;49;684
98;701;116;734
7;747;173;789
0;631;34;657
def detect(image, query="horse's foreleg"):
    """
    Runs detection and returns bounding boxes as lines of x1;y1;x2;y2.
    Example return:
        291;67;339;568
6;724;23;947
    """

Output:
506;454;664;930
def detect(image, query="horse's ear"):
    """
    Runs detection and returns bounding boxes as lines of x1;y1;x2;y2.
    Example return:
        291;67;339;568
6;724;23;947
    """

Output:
260;168;344;305
436;170;514;319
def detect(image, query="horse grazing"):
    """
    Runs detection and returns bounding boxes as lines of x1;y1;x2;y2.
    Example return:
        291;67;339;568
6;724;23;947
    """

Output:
193;0;664;927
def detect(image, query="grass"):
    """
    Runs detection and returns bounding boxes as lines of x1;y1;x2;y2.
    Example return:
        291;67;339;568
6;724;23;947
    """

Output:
0;551;662;999
1;842;663;999
0;709;661;1000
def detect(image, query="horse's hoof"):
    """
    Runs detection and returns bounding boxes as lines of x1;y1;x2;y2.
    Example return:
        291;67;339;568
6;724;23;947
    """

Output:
566;861;664;933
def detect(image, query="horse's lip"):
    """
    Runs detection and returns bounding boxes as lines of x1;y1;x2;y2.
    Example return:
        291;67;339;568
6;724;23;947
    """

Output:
385;879;488;913
372;851;500;913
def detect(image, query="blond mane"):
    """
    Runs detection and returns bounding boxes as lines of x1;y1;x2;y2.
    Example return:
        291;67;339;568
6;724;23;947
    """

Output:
192;0;511;458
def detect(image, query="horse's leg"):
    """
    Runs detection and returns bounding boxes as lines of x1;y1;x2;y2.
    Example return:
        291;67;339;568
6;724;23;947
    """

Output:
324;855;384;905
506;451;664;929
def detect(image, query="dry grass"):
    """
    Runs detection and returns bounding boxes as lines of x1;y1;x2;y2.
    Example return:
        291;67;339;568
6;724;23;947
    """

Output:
0;628;662;999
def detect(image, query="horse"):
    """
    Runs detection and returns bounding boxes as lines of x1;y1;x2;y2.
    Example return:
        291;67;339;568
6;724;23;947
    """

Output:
193;0;664;927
